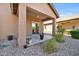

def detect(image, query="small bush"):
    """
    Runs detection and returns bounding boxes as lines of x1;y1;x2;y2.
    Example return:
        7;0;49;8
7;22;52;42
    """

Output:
57;25;65;34
55;33;64;42
70;30;79;39
56;25;65;42
43;38;57;54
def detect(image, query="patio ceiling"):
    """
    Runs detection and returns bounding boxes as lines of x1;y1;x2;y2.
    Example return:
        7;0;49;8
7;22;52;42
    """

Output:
10;3;55;22
27;7;53;22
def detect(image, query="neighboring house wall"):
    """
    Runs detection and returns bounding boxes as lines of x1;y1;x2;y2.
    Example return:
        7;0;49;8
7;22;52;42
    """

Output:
0;3;18;40
58;19;79;30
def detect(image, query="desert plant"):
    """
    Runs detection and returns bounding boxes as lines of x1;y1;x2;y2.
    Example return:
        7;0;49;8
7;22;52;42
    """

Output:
55;33;64;42
43;38;57;54
57;25;65;34
56;25;65;42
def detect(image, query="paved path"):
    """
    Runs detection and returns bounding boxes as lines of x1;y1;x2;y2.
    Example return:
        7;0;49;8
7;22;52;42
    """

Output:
28;34;52;46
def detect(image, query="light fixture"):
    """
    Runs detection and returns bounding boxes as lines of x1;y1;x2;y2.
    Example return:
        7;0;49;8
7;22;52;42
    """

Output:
37;15;39;18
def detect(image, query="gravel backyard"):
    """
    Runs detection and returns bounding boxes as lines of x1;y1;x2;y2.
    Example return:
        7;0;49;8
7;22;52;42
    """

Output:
0;36;79;56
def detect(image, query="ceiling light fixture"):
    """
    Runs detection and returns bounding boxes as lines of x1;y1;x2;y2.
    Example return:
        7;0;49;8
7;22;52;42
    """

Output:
37;15;39;18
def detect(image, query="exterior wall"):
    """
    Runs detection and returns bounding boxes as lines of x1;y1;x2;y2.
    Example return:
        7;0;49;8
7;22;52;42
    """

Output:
44;24;52;34
26;3;56;18
58;19;79;30
44;20;57;35
26;18;32;37
0;3;57;42
0;3;18;40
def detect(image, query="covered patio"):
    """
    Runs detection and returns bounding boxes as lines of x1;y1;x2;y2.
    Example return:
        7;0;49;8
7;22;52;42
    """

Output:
10;3;59;48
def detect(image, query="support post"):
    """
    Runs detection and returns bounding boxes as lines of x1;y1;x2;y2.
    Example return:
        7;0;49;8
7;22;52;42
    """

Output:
52;19;56;36
18;4;27;47
36;23;39;34
39;21;43;34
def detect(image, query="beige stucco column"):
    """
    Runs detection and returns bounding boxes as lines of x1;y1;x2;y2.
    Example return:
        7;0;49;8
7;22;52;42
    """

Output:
39;21;43;34
52;19;56;36
18;4;27;47
26;19;32;38
35;23;39;34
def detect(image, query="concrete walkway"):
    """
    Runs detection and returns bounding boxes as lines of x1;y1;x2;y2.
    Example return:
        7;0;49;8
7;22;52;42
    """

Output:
28;34;52;46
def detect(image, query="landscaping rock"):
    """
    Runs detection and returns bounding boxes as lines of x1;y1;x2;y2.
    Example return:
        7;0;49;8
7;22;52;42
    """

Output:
0;36;79;56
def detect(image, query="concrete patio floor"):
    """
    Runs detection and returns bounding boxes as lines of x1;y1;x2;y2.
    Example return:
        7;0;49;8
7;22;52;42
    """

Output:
28;34;52;46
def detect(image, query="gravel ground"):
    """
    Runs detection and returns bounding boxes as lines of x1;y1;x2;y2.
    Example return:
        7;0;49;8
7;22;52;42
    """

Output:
0;36;79;56
49;36;79;56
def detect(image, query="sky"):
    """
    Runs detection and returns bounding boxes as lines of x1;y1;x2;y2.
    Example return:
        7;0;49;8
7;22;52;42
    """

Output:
53;3;79;17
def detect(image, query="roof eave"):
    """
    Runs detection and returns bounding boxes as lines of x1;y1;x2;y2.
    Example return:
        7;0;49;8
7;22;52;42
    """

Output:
47;3;59;18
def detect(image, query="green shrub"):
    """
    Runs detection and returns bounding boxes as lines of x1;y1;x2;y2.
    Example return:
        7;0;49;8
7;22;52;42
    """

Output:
70;30;79;39
57;25;65;34
43;38;57;54
55;33;64;42
32;26;36;30
56;25;65;42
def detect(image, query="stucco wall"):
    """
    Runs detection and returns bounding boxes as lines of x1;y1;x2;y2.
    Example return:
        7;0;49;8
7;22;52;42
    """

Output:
44;24;52;34
58;19;79;30
26;18;32;37
0;3;57;41
0;3;18;40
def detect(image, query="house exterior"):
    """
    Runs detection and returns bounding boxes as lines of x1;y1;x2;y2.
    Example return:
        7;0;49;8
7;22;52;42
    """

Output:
57;15;79;30
44;15;79;34
0;3;59;47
